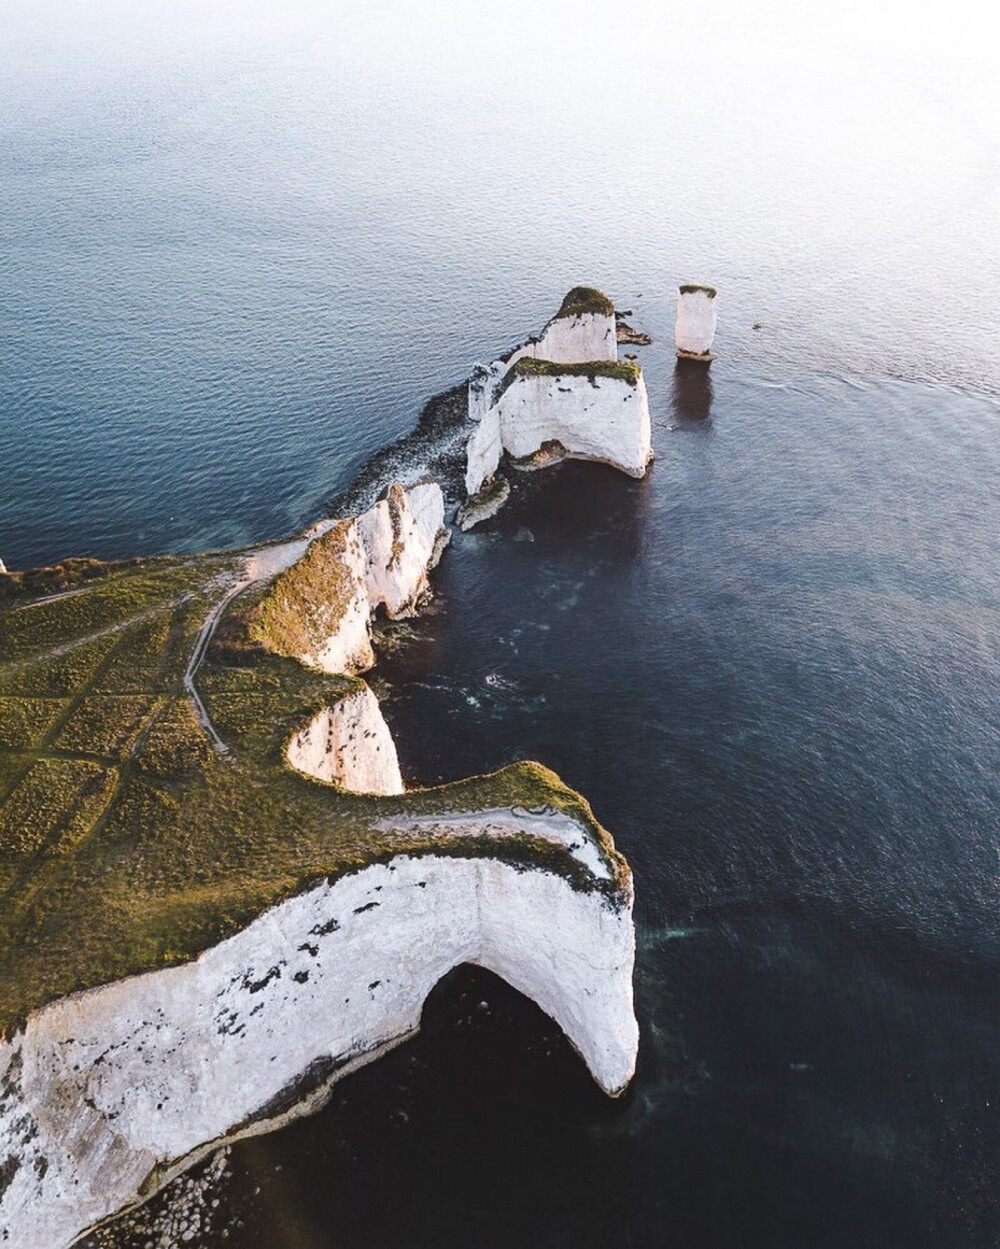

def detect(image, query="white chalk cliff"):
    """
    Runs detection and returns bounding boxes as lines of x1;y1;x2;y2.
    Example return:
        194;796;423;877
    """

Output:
356;482;447;619
464;289;653;499
675;284;718;358
286;684;405;796
506;306;618;368
466;366;652;497
252;482;447;680
0;836;636;1249
0;372;640;1248
306;520;377;676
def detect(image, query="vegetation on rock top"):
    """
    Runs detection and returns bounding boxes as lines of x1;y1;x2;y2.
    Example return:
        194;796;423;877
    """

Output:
247;521;359;662
0;556;145;600
505;357;641;389
678;283;718;297
555;286;616;320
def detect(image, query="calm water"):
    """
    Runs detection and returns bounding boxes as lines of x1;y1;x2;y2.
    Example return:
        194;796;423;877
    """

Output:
5;3;1000;1246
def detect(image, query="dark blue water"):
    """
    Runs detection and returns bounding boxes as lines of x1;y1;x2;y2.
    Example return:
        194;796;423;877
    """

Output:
7;4;1000;1246
94;360;1000;1248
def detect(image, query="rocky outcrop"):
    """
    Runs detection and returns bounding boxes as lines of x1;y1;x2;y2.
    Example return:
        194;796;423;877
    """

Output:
356;482;447;619
466;360;652;497
675;283;718;359
466;288;618;431
250;482;448;676
0;558;6;575
248;519;375;676
495;287;619;382
286;684;404;796
464;290;653;504
456;477;511;532
0;832;636;1249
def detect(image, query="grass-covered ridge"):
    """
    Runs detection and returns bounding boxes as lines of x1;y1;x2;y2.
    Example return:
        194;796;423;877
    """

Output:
555;286;615;320
505;357;641;389
0;550;628;1037
678;283;717;297
247;521;357;661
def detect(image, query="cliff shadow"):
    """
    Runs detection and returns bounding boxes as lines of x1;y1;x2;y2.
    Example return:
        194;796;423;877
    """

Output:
494;460;653;565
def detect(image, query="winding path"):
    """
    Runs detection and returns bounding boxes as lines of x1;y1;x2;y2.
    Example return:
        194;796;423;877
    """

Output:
182;526;332;753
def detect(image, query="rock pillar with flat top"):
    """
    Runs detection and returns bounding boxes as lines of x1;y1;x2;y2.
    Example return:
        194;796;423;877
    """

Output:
675;284;718;360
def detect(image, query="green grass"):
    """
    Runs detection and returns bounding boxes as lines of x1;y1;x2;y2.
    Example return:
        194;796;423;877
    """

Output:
0;698;68;749
55;695;162;759
0;556;142;599
678;283;718;297
247;521;358;661
0;549;630;1038
555;286;615;319
502;357;641;395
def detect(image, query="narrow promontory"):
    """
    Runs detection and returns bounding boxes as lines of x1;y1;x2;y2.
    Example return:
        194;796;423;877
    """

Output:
0;462;638;1247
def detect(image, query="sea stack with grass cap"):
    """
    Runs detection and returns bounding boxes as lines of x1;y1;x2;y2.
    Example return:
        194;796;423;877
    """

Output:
462;287;653;520
675;283;718;360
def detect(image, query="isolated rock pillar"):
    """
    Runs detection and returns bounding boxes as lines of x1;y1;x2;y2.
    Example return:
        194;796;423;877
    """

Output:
675;284;718;359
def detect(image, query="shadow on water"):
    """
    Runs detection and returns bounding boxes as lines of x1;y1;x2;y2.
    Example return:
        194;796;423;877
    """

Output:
494;459;654;561
94;931;1000;1249
671;359;714;427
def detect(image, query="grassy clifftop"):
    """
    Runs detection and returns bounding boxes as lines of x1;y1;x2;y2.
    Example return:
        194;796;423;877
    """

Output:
247;521;358;660
0;550;628;1037
498;357;642;400
555;286;615;319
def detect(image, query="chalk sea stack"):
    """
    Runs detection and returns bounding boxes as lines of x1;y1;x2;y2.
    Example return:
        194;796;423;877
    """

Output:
462;288;653;523
675;283;718;360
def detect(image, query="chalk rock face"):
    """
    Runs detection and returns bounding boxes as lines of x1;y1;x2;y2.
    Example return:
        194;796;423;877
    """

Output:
0;845;637;1249
464;289;653;501
250;519;375;676
467;290;618;431
465;401;504;496
405;481;450;570
675;284;718;357
0;558;6;575
357;482;447;619
468;360;508;424
466;367;652;496
508;309;618;368
286;684;404;796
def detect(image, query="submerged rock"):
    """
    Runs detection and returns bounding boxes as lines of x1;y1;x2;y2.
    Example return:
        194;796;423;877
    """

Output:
675;283;718;359
615;316;652;346
457;477;511;532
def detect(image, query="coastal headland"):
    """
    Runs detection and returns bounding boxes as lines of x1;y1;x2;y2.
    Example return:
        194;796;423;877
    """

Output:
0;289;648;1248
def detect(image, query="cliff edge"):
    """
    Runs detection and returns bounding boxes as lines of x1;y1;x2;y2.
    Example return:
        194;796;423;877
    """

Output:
0;481;637;1247
463;288;653;509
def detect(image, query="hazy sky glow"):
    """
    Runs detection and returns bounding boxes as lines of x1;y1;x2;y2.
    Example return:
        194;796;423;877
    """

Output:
1;0;997;399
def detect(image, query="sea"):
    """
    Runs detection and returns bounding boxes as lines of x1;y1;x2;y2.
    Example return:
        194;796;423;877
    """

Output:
3;2;1000;1245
